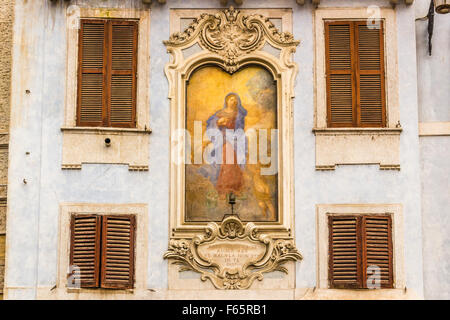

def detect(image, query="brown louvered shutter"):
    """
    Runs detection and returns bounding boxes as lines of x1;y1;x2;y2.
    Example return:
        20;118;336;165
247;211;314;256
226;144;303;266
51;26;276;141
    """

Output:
328;216;361;289
69;215;101;288
329;215;393;289
325;21;386;127
325;22;355;127
101;215;136;289
77;19;137;128
108;21;138;127
77;20;106;127
362;215;393;288
355;21;386;127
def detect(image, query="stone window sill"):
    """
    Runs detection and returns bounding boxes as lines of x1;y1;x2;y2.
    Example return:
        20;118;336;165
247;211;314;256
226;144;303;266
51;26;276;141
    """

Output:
61;126;152;135
312;127;402;171
312;127;402;135
61;126;151;171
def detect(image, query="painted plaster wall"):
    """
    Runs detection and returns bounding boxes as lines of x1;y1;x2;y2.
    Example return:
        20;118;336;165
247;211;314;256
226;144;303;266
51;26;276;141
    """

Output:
4;0;425;299
415;0;450;300
415;0;450;122
419;137;450;299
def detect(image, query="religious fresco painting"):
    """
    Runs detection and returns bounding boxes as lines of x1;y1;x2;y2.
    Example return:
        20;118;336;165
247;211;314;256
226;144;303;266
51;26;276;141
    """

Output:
185;65;278;223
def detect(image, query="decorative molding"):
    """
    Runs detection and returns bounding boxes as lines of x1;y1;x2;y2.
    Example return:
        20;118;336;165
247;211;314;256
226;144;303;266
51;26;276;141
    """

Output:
61;128;150;171
164;215;302;290
294;0;415;4
164;7;301;289
61;127;152;135
129;165;149;171
316;165;335;171
61;164;82;170
314;131;401;171
390;0;415;5
165;7;299;73
380;164;401;170
165;7;299;238
294;0;414;6
418;122;450;136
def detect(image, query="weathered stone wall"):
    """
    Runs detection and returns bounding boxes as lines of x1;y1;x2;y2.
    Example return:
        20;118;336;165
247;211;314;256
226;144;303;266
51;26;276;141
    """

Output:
0;0;14;300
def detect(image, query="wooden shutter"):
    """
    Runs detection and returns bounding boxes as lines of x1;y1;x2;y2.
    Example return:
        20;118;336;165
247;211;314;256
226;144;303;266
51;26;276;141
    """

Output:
329;214;394;289
328;216;361;289
100;215;136;289
77;20;106;127
77;19;137;128
355;21;386;127
325;22;356;127
108;21;138;127
325;21;386;127
362;215;393;288
69;215;101;288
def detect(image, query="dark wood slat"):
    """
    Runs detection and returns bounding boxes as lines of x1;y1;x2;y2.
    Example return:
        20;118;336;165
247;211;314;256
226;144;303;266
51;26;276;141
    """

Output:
329;216;361;289
100;215;136;289
69;215;101;288
77;20;106;127
362;215;394;288
355;21;386;127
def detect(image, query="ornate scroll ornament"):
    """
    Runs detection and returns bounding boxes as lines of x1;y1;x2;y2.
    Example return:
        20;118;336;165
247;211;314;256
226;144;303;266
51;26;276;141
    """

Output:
164;6;300;73
164;216;302;290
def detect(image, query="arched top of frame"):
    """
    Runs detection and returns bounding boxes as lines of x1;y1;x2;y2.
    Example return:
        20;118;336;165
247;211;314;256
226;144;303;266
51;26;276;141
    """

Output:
182;54;281;82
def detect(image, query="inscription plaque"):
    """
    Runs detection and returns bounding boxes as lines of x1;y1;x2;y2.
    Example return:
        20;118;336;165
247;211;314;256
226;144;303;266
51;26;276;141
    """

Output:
165;215;302;289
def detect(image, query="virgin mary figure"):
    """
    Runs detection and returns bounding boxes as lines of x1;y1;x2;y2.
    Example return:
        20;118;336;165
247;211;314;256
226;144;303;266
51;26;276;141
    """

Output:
203;93;248;198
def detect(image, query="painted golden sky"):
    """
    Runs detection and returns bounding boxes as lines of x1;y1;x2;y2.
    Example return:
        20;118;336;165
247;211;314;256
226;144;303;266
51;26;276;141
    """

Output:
186;65;277;135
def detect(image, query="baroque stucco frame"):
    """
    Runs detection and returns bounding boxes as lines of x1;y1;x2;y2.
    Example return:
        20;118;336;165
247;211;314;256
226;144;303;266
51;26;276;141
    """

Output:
164;7;301;289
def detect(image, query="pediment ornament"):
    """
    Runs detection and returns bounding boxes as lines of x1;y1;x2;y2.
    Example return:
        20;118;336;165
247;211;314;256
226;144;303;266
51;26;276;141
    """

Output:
164;6;299;73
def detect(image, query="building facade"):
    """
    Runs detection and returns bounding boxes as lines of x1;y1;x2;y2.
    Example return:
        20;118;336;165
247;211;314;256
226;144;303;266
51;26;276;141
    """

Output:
2;0;449;300
0;0;15;301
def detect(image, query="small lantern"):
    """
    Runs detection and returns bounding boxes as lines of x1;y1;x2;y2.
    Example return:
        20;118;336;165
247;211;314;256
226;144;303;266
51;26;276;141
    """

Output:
435;0;450;14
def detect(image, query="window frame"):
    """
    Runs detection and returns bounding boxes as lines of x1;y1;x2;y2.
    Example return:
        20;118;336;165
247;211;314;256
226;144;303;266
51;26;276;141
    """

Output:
64;8;150;131
312;8;401;171
56;203;147;298
314;8;399;130
316;204;405;293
